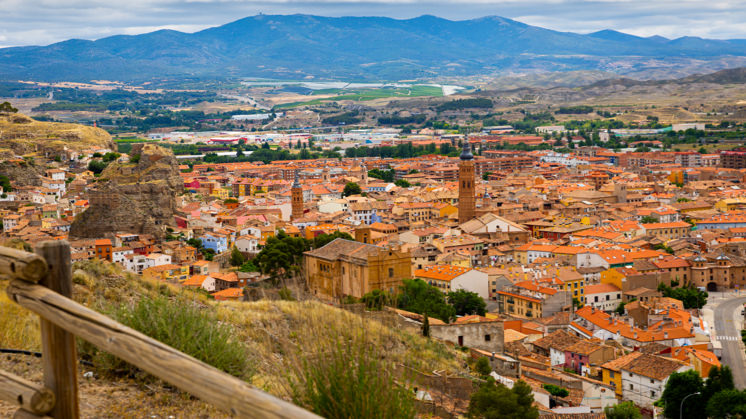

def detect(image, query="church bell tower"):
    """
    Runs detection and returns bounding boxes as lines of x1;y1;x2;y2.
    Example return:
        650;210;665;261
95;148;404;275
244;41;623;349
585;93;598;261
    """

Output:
458;141;476;224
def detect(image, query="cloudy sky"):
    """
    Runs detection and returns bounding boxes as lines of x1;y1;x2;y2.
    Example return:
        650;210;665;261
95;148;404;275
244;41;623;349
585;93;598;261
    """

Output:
1;0;745;48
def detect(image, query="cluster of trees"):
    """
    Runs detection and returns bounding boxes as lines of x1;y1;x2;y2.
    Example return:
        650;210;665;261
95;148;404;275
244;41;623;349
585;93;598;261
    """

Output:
0;175;13;193
556;105;594;114
322;111;361;125
0;101;19;113
657;283;708;309
247;231;354;282
86;152;121;175
342;182;362;197
437;98;493;111
345;142;460;159
659;366;742;419
377;114;426;125
363;278;486;324
468;378;538;419
368;169;396;183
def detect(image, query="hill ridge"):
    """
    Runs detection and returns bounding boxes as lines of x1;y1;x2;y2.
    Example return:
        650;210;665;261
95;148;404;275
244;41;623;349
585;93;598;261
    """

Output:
2;14;746;81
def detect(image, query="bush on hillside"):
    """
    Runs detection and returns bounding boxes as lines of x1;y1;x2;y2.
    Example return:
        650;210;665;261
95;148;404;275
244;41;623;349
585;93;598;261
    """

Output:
289;330;415;419
79;294;251;379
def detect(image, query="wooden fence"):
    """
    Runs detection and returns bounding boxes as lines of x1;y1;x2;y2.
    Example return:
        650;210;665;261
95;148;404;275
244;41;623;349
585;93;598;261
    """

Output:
0;240;320;419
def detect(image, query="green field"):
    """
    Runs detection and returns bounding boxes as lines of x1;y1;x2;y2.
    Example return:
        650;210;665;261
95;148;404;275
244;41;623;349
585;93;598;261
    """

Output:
276;85;443;109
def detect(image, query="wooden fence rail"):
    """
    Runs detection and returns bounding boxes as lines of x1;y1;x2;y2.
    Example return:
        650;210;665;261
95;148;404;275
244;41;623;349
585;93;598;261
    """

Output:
0;370;55;415
1;240;320;419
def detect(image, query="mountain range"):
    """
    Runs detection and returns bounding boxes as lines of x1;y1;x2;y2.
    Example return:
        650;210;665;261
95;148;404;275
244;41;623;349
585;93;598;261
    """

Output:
2;14;746;82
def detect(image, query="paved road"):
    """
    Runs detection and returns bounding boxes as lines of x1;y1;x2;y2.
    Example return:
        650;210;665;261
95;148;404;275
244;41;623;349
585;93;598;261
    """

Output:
713;295;746;389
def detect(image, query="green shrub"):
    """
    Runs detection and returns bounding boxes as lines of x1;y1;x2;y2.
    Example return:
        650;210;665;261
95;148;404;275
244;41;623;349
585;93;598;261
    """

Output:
289;331;415;419
543;384;569;398
80;294;251;379
475;357;492;376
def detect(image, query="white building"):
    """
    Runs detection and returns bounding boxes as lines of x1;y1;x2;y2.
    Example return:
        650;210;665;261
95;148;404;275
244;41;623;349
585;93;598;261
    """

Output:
234;235;260;254
112;247;134;265
584;283;622;312
414;265;489;299
620;354;691;409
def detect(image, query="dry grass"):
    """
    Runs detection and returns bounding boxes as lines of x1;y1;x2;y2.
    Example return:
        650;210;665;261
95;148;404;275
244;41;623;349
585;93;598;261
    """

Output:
216;299;465;397
0;257;465;416
0;280;40;350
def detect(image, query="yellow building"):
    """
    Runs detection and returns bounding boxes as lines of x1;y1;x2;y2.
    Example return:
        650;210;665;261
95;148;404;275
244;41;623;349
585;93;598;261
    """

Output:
142;264;190;283
600;352;644;396
496;291;543;319
600;268;625;291
556;266;585;299
211;187;231;200
715;198;746;212
303;238;412;300
641;221;691;241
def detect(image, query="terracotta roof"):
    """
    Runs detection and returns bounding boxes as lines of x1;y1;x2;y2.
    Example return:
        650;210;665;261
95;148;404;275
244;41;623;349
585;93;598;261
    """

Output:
415;265;471;282
621;353;686;380
584;283;621;295
532;329;581;352
601;351;644;372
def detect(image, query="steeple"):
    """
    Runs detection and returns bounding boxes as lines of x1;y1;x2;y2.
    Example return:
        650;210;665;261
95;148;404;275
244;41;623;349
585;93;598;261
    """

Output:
291;169;303;221
458;140;476;224
292;169;301;189
460;140;474;160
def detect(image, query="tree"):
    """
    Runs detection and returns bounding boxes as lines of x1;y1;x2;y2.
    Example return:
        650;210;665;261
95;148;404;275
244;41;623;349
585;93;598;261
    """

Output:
640;215;659;224
706;389;746;419
254;231;310;282
397;278;456;323
343;182;362;197
474;357;491;376
542;384;569;398
604;401;642;419
394;179;411;188
229;246;246;267
660;369;705;419
448;290;486;316
361;289;390;311
87;159;108;175
312;231;353;249
468;378;538;419
0;101;18;113
422;312;430;337
615;301;627;315
703;365;734;400
658;283;708;309
0;175;12;192
102;152;121;162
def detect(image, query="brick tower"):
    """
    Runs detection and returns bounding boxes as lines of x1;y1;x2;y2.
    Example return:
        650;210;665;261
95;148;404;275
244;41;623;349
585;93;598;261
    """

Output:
291;169;303;221
458;141;476;224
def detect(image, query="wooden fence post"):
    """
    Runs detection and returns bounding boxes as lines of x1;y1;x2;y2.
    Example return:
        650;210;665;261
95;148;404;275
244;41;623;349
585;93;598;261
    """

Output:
35;240;79;419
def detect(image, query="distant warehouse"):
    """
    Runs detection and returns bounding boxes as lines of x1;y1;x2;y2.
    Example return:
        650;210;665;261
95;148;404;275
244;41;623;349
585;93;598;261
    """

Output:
231;113;282;121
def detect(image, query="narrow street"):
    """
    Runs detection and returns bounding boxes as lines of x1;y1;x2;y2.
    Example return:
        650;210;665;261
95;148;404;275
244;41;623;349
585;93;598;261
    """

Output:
710;293;746;389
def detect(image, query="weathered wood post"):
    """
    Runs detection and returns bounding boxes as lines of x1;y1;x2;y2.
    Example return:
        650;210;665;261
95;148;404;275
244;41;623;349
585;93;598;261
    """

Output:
35;240;79;419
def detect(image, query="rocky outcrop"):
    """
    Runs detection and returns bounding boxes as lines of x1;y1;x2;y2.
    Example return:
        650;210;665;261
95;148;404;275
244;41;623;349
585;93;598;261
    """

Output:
70;144;183;239
0;113;115;156
0;159;45;187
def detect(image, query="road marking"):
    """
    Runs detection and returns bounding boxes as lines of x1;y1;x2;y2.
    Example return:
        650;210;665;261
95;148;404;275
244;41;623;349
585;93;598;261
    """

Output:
718;336;743;341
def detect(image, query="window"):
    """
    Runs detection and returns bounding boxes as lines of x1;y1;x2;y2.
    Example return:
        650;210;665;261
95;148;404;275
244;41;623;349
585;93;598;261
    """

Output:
630;384;634;390
609;371;615;378
651;391;656;398
650;379;654;384
388;268;394;278
485;334;491;342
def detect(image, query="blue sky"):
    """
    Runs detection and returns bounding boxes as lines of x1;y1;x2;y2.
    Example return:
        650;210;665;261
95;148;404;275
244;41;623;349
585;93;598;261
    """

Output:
1;0;745;48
